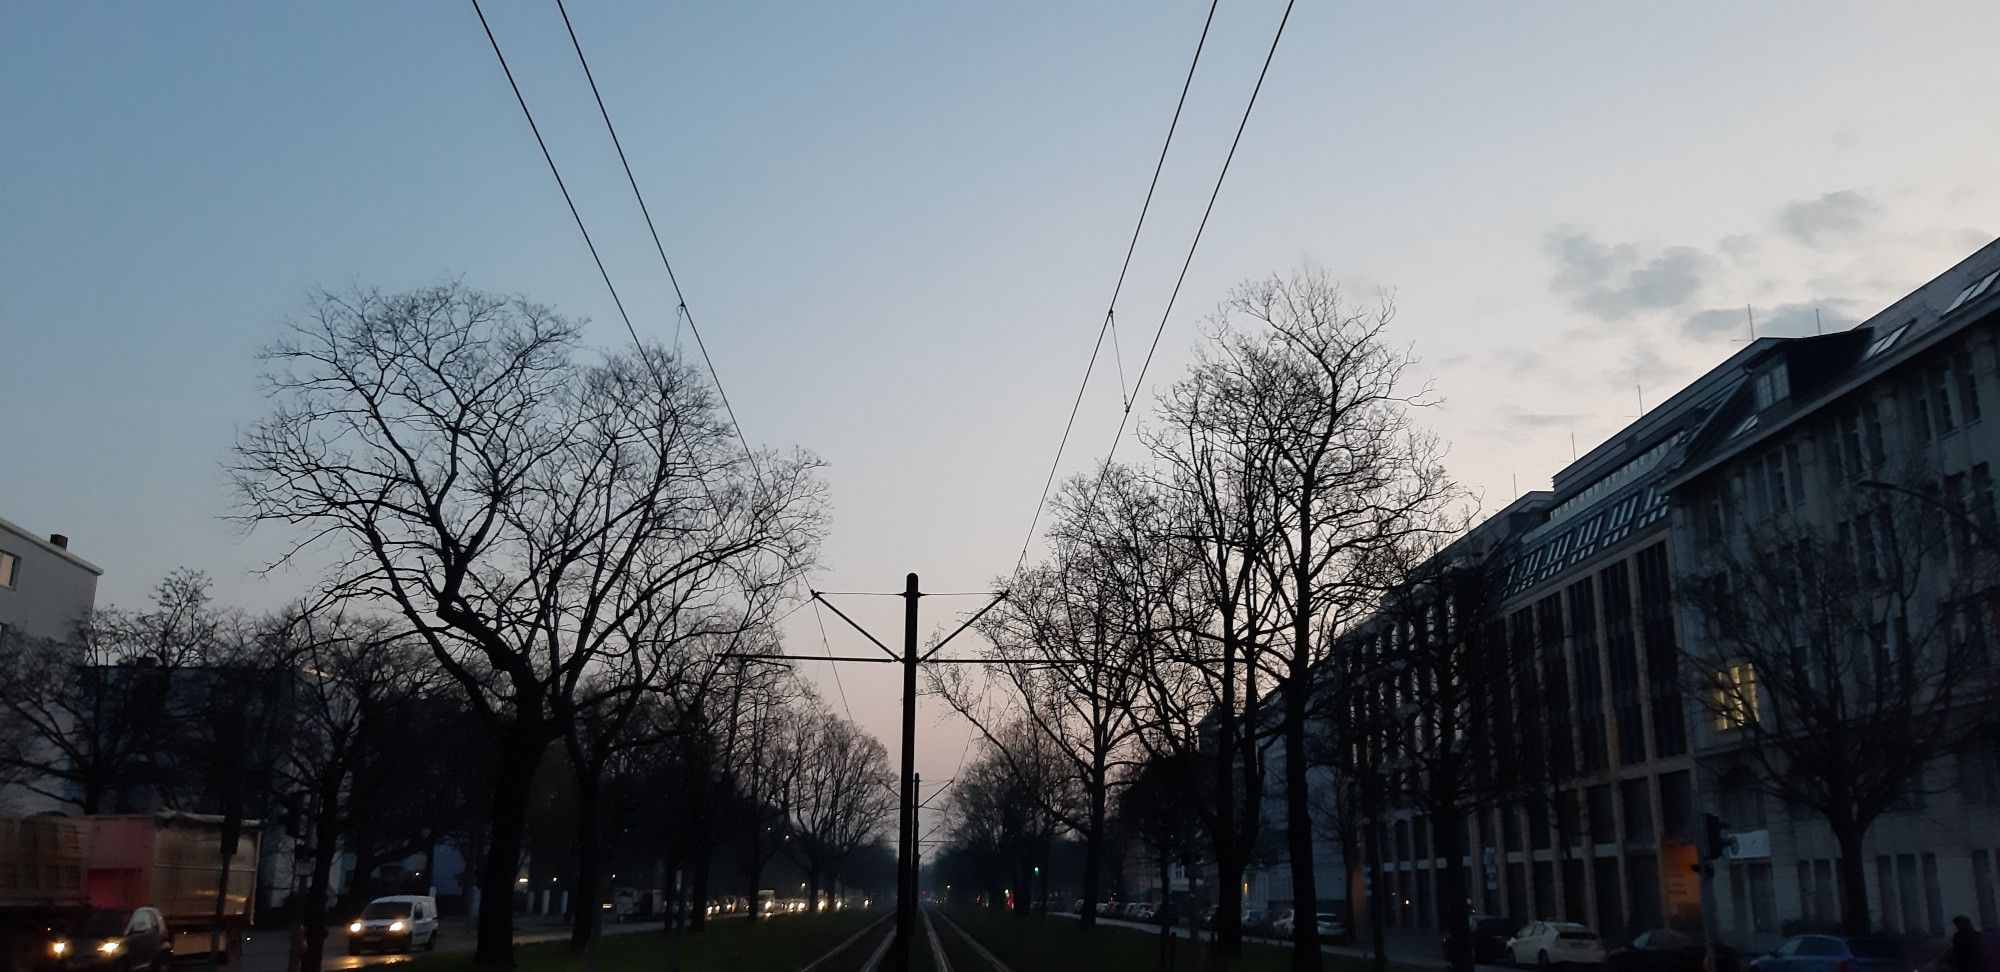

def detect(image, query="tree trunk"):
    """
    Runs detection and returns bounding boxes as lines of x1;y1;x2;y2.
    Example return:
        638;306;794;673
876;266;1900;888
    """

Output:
1214;629;1244;956
1283;677;1321;971
1833;822;1872;935
1434;807;1472;972
208;813;241;972
474;727;548;970
1157;845;1174;970
690;852;711;933
567;762;602;955
1364;798;1389;972
1083;772;1107;930
298;784;343;972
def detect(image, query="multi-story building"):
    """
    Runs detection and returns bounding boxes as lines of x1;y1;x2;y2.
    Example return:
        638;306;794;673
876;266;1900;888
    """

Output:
1275;238;2000;945
0;514;100;647
0;515;102;813
1663;238;2000;946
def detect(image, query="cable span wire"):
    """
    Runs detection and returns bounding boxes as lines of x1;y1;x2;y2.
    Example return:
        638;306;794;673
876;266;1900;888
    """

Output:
1014;0;1222;571
809;599;857;724
1071;0;1298;527
552;0;762;480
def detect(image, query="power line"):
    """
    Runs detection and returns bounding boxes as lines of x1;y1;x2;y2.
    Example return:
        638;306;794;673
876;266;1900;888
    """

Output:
1045;0;1299;554
469;0;649;358
1014;0;1221;570
552;0;762;479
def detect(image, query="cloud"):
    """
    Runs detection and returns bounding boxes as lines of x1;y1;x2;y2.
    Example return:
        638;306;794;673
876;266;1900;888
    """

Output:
1545;227;1716;320
1682;307;1751;340
1776;190;1881;247
1504;410;1583;429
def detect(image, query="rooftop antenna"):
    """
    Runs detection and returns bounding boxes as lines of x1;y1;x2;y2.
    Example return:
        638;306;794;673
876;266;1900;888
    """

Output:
1815;307;1824;335
1732;304;1757;343
1636;383;1647;416
1569;425;1579;462
1512;473;1519;499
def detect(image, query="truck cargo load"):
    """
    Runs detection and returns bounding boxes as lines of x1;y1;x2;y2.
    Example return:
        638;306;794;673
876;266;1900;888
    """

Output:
84;814;258;963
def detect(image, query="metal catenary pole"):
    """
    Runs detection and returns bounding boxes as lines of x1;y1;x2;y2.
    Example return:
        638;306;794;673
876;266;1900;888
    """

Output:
895;573;921;972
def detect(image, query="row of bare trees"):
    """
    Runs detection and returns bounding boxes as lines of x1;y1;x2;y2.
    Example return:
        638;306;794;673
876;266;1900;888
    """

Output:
0;283;897;971
938;264;1999;968
934;267;1464;971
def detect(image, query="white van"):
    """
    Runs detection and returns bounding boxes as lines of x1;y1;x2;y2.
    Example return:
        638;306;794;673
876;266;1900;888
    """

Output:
346;895;440;954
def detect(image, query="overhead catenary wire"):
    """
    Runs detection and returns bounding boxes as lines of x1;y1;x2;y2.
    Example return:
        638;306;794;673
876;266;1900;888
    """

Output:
469;0;651;361
552;0;762;480
1015;0;1223;572
1055;0;1299;546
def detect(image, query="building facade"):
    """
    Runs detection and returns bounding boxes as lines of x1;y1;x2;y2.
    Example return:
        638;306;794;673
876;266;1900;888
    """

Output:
1664;239;2000;947
1283;238;2000;946
0;514;100;647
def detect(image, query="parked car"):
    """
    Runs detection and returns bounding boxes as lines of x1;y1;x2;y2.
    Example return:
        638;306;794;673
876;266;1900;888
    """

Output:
1748;935;1937;972
1608;928;1740;972
50;907;170;972
1314;913;1350;943
1272;910;1298;936
1242;910;1272;936
1507;921;1607;967
346;895;439;955
1445;916;1528;964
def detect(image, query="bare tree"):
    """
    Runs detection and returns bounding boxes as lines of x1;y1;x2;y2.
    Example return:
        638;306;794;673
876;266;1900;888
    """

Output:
266;607;436;972
232;284;826;966
1137;268;1457;965
935;467;1154;930
0;569;220;813
779;709;895;903
1678;459;1995;934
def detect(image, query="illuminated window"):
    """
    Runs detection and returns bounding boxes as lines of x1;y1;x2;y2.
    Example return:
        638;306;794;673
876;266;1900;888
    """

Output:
1714;662;1759;730
0;550;16;589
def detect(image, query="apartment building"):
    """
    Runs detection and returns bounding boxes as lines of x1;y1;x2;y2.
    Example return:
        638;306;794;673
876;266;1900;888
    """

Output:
1663;238;2000;948
1302;238;2000;945
0;514;100;647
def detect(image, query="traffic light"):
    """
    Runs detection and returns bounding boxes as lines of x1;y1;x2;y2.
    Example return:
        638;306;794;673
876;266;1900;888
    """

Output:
1700;813;1732;861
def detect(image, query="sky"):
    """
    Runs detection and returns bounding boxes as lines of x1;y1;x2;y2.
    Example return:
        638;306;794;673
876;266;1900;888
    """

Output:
3;2;1997;790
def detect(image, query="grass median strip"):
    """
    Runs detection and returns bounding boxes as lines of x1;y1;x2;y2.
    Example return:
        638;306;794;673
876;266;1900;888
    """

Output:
940;907;1421;972
408;912;880;972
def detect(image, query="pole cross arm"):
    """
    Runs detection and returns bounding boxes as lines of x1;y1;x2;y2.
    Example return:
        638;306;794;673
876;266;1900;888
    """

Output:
921;591;1009;662
714;651;894;665
811;590;900;660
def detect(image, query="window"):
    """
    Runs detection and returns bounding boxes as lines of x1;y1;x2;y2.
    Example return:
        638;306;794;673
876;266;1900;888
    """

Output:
1947;270;2000;313
1714;662;1759;730
1753;364;1791;410
1932;363;1958;435
0;550;15;589
1957;351;1983;424
1865;321;1911;359
1974;464;1996;535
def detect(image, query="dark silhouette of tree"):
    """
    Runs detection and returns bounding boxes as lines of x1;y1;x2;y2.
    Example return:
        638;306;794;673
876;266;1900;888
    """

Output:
232;284;825;967
0;568;219;812
778;709;895;904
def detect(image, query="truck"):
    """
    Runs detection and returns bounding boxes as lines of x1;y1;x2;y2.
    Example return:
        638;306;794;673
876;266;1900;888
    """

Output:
85;814;259;964
0;813;259;971
0;817;88;972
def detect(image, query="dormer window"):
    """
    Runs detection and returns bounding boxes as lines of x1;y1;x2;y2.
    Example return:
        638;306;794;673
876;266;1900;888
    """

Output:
1865;321;1911;359
1751;362;1790;411
1947;270;1999;313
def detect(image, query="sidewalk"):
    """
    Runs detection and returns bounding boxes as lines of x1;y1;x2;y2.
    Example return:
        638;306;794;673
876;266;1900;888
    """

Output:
1060;912;1449;970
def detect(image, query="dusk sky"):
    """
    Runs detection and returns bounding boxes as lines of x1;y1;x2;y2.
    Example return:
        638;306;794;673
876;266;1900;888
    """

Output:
4;1;1996;786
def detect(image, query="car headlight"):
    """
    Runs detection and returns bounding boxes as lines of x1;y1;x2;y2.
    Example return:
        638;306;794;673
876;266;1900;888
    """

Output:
50;941;68;957
349;922;363;934
389;921;405;933
98;941;122;955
